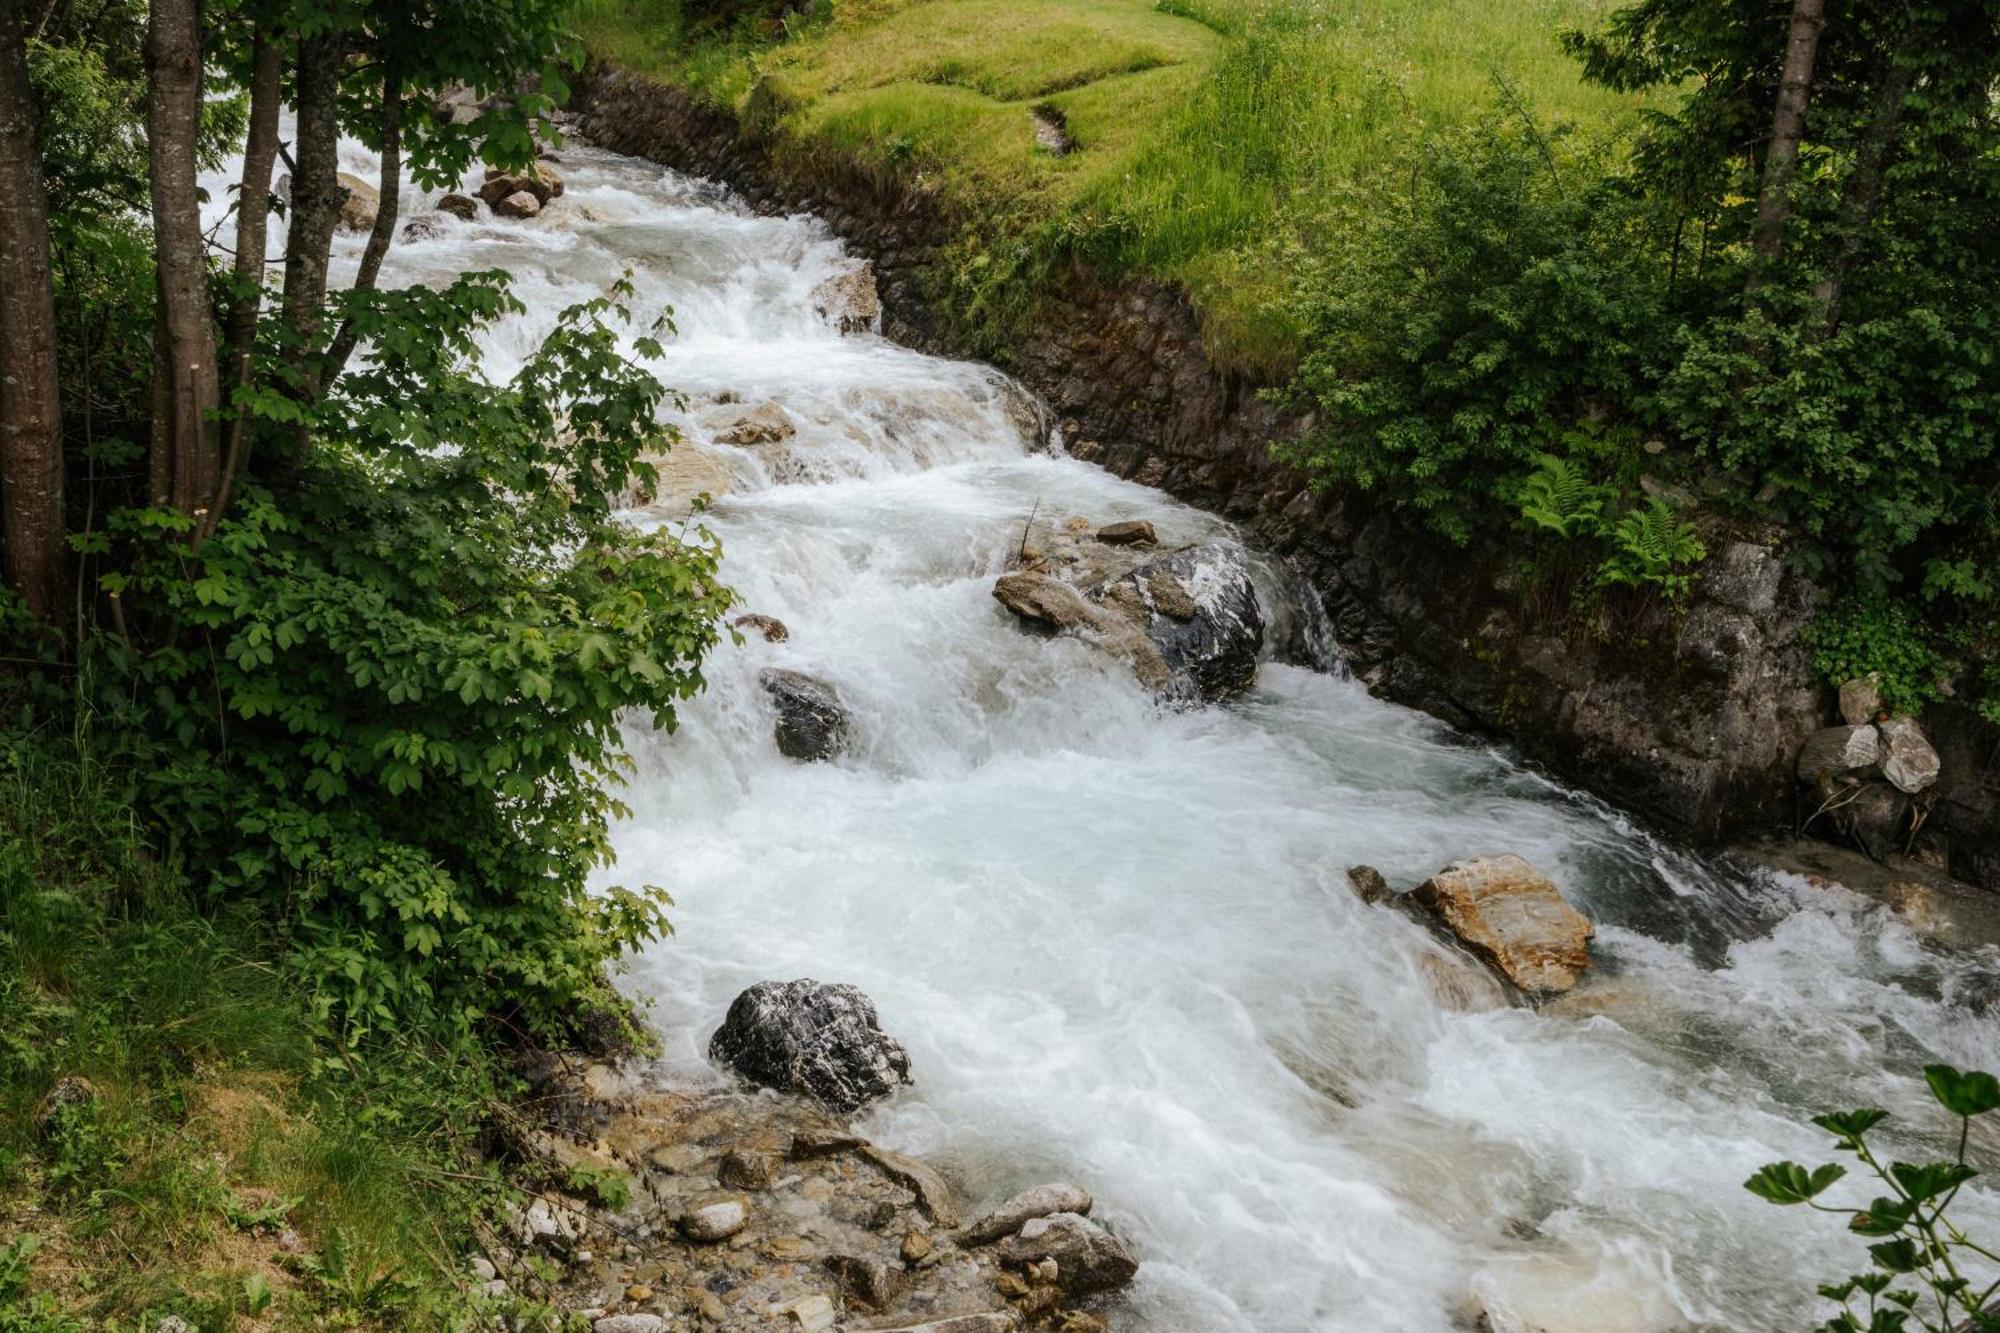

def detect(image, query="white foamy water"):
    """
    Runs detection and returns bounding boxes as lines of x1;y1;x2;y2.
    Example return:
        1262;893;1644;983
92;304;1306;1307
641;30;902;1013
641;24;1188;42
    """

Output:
221;132;2000;1331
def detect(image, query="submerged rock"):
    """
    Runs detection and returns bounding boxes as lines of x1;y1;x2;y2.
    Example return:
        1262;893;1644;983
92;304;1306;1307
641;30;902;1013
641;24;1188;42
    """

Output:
960;1182;1093;1245
996;1212;1138;1296
759;668;851;761
437;191;479;221
677;1192;750;1242
708;979;912;1112
1346;864;1393;906
811;261;881;335
733;612;790;643
1407;854;1593;998
712;402;796;446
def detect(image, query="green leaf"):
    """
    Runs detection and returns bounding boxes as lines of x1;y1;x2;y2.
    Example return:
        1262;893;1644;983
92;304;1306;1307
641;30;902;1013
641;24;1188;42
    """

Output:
1886;1160;1977;1203
1867;1238;1921;1273
1924;1065;2000;1118
1746;1161;1848;1205
1814;1109;1891;1143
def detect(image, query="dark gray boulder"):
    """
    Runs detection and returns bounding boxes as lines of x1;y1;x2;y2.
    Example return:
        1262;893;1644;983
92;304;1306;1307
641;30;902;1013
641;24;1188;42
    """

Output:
709;979;912;1112
759;668;851;761
1095;544;1264;703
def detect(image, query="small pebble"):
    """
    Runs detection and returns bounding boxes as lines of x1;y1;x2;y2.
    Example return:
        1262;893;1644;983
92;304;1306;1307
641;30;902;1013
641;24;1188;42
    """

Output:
900;1230;934;1263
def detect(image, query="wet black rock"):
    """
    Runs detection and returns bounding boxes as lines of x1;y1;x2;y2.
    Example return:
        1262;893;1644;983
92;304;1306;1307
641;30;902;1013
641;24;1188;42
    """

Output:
709;979;912;1112
1100;544;1265;703
759;668;851;761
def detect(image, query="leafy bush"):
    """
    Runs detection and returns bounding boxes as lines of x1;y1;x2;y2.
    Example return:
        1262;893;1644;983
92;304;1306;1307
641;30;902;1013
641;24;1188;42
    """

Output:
83;274;731;1047
1803;602;1946;717
1745;1064;2000;1332
1277;118;1671;542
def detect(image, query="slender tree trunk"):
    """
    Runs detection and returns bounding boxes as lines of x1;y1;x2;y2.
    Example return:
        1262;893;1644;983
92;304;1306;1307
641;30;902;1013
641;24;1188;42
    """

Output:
1813;55;1915;332
278;29;344;450
202;30;281;544
0;0;66;620
322;67;401;386
146;0;221;515
1748;0;1827;281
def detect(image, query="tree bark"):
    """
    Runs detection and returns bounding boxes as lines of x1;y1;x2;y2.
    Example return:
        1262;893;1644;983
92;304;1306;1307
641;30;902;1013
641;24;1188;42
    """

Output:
322;67;401;387
203;29;281;543
146;0;221;515
0;0;66;620
1812;54;1915;332
277;29;345;448
1748;0;1827;279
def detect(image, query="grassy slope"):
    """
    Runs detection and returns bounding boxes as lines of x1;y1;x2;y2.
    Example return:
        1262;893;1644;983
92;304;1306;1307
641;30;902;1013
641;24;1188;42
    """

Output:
573;0;1640;375
0;729;518;1331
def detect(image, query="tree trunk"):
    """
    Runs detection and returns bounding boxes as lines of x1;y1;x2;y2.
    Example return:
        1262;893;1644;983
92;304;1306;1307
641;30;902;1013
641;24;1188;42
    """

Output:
203;29;281;543
277;29;345;450
146;0;221;515
323;67;402;387
0;0;66;620
1813;54;1915;332
1748;0;1827;279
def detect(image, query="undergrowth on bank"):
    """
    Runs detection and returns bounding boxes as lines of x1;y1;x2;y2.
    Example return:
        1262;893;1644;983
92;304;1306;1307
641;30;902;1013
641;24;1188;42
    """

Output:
0;723;570;1330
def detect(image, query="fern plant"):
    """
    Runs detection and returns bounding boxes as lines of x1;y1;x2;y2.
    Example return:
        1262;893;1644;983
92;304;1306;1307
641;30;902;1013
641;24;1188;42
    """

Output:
1516;453;1613;539
1599;497;1706;598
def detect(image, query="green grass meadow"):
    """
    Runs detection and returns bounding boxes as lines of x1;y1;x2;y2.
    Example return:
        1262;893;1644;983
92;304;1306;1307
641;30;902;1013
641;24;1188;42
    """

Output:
571;0;1642;373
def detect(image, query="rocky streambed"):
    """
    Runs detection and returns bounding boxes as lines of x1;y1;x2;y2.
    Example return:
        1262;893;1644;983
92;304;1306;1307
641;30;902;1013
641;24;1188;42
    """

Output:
289;110;2000;1333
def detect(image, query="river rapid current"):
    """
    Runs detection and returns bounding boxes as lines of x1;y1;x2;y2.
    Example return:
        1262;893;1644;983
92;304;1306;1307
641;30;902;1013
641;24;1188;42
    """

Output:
253;130;2000;1332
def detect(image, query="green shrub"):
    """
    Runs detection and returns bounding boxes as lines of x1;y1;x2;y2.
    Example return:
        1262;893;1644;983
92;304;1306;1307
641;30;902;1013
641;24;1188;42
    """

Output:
1803;603;1946;717
1277;118;1671;541
1745;1064;2000;1332
81;273;730;1048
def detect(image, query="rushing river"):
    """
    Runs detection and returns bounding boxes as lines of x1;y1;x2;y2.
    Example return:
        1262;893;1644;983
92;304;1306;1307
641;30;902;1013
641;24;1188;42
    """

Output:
259;130;2000;1331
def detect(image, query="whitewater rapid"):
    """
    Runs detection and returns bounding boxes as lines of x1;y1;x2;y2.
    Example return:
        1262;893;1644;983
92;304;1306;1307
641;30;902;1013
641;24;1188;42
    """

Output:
272;132;1998;1331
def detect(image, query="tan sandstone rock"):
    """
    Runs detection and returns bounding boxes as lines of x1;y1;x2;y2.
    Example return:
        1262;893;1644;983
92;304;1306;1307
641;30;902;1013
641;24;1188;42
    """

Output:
1408;854;1593;998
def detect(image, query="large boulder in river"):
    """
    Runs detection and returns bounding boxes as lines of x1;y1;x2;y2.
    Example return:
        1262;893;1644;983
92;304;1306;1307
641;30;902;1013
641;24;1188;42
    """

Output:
480;162;563;206
436;191;480;221
709;979;912;1112
991;533;1264;704
1408;855;1593;999
491;189;541;219
759;668;851;761
1095;545;1263;702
